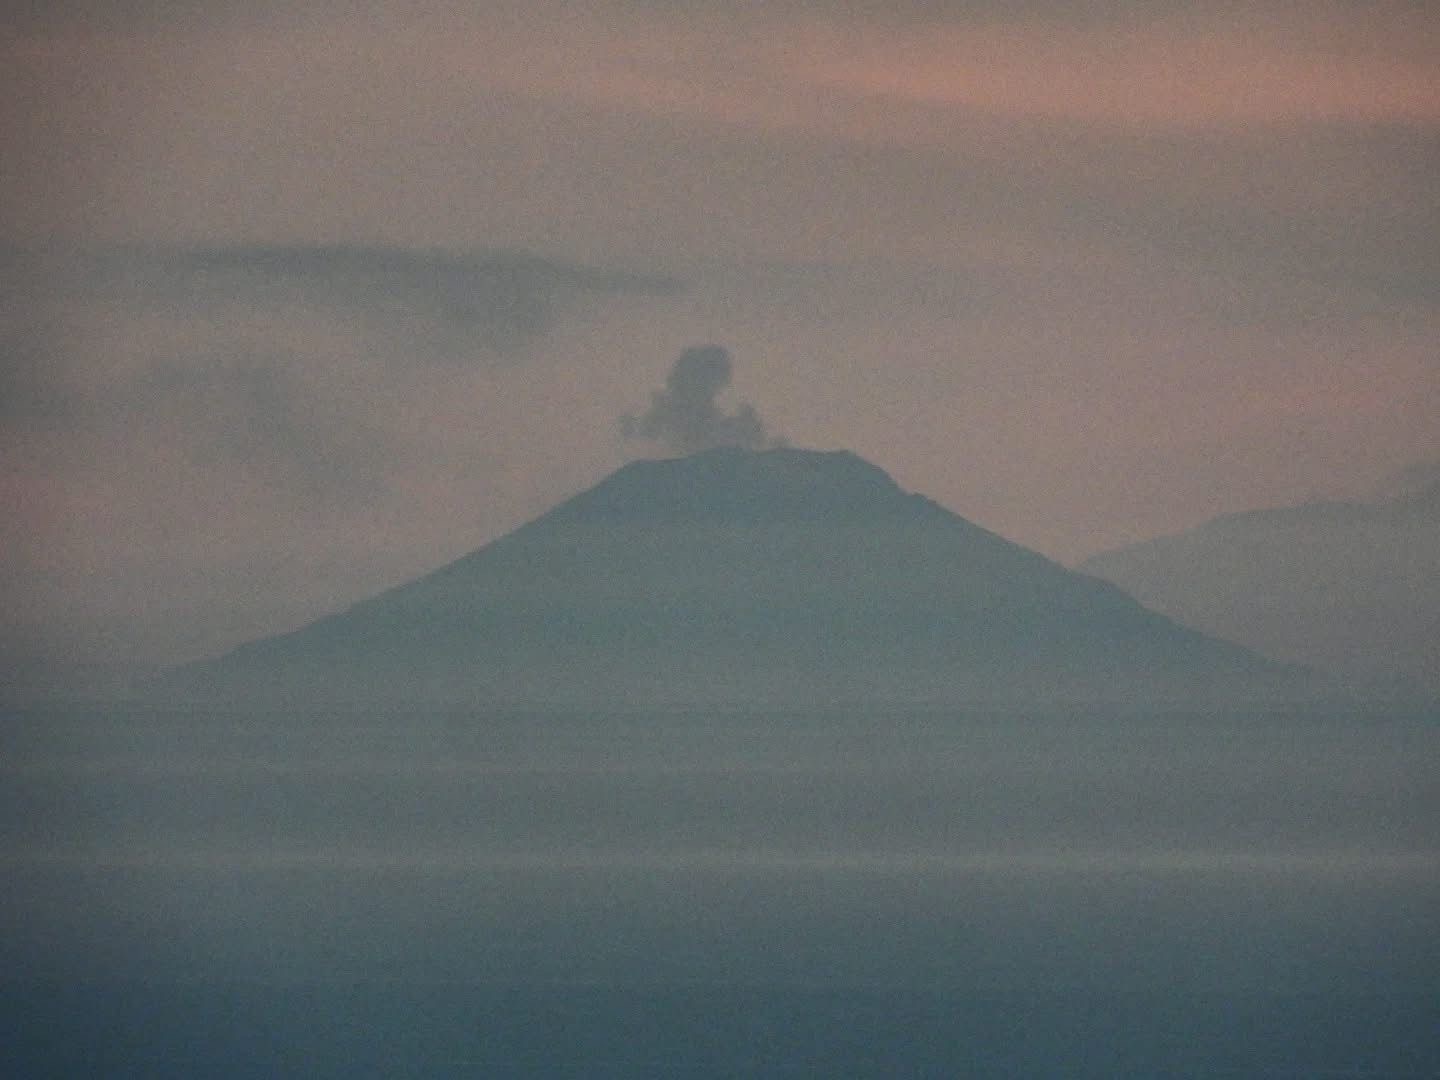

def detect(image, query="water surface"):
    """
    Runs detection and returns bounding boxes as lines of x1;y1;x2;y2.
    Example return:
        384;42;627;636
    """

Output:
4;704;1437;1076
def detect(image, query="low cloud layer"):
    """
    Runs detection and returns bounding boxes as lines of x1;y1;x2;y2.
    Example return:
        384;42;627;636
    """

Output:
622;346;782;454
2;243;678;374
0;242;679;493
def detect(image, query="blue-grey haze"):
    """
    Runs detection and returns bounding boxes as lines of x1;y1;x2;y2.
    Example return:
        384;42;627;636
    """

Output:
3;703;1437;1076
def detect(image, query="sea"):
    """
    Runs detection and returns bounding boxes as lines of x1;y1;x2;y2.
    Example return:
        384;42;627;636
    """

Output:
3;702;1437;1077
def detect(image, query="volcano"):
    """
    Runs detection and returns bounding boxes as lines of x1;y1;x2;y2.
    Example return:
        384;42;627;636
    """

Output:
171;447;1301;706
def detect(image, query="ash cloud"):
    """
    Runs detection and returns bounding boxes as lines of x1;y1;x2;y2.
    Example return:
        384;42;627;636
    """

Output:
622;346;783;454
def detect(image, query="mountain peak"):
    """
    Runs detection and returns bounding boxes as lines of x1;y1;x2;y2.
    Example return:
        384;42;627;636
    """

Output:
544;446;917;526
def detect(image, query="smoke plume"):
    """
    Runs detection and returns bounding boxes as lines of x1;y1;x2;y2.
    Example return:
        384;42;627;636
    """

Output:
622;346;781;454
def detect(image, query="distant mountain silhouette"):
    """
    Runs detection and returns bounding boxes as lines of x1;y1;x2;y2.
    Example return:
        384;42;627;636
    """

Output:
1081;479;1440;694
170;448;1302;706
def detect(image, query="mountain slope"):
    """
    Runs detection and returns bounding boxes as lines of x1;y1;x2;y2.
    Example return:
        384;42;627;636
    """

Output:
173;447;1301;706
1081;481;1440;693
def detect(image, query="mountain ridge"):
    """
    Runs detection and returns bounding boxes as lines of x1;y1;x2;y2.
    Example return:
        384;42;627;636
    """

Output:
1081;479;1440;695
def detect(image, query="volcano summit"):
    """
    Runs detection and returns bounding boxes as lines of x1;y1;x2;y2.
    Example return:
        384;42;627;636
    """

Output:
172;448;1300;706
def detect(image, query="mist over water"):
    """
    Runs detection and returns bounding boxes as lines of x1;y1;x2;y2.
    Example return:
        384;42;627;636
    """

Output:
4;704;1438;1077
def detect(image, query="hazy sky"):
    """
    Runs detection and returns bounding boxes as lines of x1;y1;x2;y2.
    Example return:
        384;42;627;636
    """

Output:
3;1;1438;669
